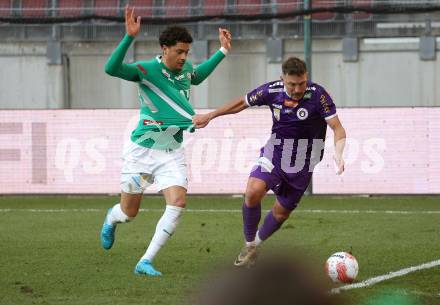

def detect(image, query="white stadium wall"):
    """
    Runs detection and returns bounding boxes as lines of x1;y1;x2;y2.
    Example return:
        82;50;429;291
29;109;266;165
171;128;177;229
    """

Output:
0;108;439;195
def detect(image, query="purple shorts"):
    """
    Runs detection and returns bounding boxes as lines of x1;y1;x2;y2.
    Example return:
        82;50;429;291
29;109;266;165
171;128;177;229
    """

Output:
249;165;312;211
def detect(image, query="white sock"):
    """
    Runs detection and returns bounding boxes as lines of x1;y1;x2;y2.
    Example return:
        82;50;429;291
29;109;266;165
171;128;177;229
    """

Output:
245;233;262;247
255;231;263;246
140;205;184;262
106;203;133;225
246;241;256;247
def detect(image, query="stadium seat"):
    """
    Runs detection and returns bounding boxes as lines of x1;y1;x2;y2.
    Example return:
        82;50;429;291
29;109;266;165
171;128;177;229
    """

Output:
21;0;47;17
311;0;336;21
203;0;226;15
0;0;11;17
236;0;261;15
94;0;118;16
58;0;83;17
351;0;372;20
165;0;191;17
129;0;153;17
275;0;299;14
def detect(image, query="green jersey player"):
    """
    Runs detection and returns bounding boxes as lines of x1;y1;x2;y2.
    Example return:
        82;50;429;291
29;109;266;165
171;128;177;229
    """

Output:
100;5;232;276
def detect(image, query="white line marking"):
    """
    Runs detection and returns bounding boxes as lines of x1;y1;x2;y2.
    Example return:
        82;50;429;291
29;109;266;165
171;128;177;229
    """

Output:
0;209;439;214
332;259;440;294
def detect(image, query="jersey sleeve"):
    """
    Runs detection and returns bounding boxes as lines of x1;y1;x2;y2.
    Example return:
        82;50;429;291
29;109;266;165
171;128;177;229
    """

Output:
104;34;140;82
191;50;226;85
317;87;337;120
245;83;270;107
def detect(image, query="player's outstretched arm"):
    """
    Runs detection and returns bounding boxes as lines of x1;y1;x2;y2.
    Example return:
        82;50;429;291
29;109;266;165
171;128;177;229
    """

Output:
191;28;232;85
327;116;346;175
193;96;247;129
104;6;141;81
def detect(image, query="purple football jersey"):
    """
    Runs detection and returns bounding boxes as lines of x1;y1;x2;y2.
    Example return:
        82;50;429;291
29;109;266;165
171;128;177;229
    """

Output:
245;80;337;205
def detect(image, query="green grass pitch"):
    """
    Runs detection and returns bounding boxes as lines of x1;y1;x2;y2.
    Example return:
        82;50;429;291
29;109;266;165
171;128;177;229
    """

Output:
0;195;439;305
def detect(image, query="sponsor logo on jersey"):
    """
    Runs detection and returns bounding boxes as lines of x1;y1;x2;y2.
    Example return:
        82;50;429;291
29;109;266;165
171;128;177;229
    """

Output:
268;88;284;93
273;108;281;121
180;89;190;99
248;90;263;105
249;94;258;103
137;64;147;75
273;104;282;109
306;86;316;91
303;92;312;99
143;119;164;126
269;81;283;88
284;108;294;114
284;99;298;108
320;94;331;113
162;69;174;83
175;74;185;81
297;108;309;120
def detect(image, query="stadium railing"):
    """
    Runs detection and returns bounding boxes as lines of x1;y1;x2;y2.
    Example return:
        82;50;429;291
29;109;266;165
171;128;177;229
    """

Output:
0;0;439;41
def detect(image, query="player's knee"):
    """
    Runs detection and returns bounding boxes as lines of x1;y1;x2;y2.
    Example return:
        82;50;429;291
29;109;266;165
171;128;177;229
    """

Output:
172;199;186;208
272;205;292;222
245;186;266;205
245;178;267;205
273;211;290;222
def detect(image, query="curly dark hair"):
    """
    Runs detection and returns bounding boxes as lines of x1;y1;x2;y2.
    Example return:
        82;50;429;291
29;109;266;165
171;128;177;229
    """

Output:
159;26;193;47
282;57;308;76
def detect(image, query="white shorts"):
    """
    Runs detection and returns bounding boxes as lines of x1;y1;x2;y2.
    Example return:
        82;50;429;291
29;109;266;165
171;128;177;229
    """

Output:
120;141;187;194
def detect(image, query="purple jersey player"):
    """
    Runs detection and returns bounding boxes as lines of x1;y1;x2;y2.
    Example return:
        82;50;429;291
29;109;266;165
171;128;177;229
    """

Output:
193;57;346;267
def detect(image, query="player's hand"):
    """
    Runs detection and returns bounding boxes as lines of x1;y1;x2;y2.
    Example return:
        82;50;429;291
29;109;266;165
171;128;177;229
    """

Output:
192;114;212;129
219;28;232;51
333;155;345;175
125;5;141;37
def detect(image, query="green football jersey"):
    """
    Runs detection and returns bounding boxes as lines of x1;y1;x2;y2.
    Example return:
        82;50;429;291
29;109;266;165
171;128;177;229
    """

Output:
105;34;226;150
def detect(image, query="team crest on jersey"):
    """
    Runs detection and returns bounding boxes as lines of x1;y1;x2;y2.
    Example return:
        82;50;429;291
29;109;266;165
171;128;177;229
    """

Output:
273;108;281;121
297;108;309;120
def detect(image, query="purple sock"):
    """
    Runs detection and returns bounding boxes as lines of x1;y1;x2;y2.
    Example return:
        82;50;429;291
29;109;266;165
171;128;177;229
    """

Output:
257;210;284;241
242;202;261;242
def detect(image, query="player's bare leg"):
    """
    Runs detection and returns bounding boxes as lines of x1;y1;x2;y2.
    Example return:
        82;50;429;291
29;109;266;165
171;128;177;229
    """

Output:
135;186;186;276
100;192;141;250
235;177;267;267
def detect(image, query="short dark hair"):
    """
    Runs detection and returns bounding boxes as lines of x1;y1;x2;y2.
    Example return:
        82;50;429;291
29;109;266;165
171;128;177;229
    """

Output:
282;57;307;76
159;26;193;47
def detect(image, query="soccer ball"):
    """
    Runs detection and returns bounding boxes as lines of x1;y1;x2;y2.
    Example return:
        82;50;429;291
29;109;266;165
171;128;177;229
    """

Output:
325;252;359;283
